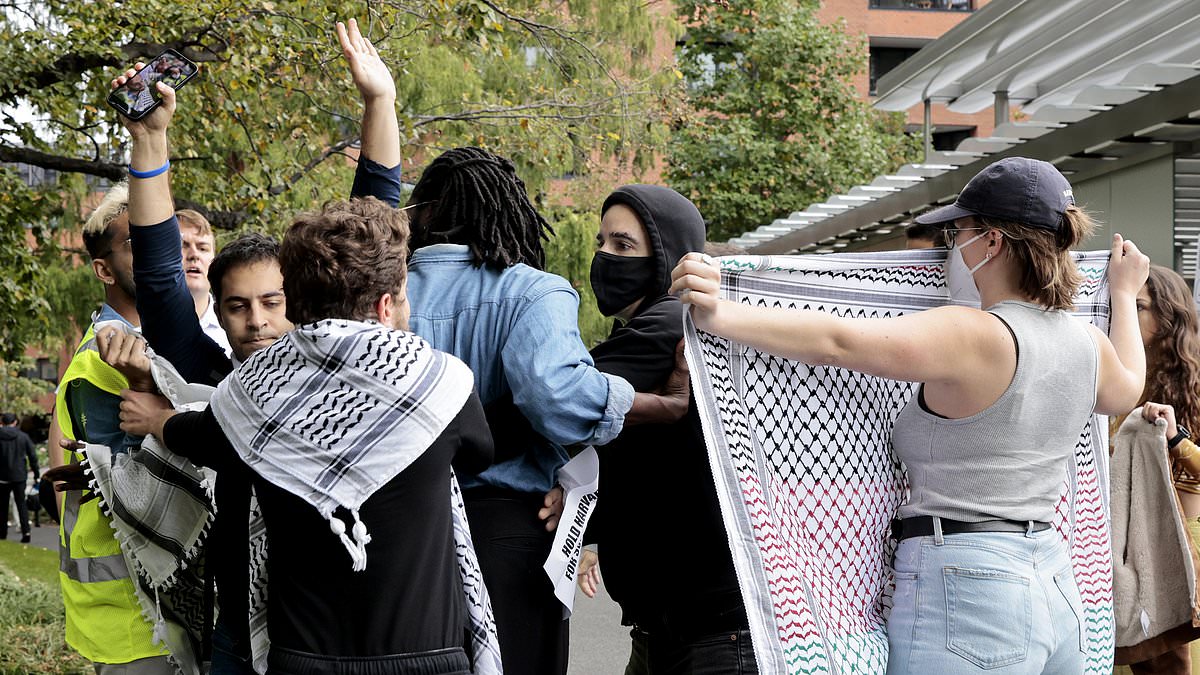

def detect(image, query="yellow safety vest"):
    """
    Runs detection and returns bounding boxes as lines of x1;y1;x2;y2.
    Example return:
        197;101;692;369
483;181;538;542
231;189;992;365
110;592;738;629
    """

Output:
55;323;166;664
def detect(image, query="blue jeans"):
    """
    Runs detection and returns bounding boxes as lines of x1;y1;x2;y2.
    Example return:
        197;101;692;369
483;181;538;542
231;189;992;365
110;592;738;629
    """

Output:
886;523;1086;674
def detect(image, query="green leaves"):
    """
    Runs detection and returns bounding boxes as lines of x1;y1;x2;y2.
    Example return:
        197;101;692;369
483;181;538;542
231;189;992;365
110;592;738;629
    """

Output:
667;0;918;242
0;0;679;359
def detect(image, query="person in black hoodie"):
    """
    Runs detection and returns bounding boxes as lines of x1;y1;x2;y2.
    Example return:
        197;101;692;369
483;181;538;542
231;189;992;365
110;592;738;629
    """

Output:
583;185;757;673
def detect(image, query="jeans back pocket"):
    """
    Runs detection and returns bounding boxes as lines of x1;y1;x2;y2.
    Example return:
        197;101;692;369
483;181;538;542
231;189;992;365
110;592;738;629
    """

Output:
1052;567;1087;653
943;566;1032;669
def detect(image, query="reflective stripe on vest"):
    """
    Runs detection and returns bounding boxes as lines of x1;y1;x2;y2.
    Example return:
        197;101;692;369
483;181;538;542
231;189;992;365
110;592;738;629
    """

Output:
59;486;129;583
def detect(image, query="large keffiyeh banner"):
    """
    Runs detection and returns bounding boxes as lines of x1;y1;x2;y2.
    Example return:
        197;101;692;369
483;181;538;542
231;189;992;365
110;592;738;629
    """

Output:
684;248;1113;675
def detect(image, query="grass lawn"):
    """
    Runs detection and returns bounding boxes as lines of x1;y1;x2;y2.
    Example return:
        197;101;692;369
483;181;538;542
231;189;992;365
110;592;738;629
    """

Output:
0;539;59;586
0;540;89;675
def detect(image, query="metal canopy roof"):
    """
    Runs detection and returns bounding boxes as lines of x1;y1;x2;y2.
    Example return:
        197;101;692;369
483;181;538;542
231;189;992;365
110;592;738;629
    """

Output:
873;0;1200;114
734;0;1200;272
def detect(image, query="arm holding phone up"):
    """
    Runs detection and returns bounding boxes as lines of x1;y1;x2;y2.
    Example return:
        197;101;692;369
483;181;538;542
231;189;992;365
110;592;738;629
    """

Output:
114;65;176;226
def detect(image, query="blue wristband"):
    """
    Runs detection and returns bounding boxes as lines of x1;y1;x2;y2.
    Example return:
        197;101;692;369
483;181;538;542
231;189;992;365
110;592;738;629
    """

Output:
128;160;170;179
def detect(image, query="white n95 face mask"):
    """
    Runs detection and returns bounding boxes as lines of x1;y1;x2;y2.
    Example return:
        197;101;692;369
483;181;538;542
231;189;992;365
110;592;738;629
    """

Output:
944;231;991;307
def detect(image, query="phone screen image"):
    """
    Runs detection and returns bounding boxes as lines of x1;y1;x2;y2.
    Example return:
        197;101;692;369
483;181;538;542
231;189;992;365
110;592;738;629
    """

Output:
109;51;197;118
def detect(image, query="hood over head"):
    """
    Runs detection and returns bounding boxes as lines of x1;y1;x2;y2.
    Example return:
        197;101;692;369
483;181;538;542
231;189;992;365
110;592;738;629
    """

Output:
601;185;706;301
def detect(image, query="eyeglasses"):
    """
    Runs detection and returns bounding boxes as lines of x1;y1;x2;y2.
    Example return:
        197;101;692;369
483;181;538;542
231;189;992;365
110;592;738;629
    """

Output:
942;226;983;246
97;237;132;259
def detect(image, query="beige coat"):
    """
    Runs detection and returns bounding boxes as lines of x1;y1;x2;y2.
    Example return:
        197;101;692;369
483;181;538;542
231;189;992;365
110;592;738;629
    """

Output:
1111;410;1199;652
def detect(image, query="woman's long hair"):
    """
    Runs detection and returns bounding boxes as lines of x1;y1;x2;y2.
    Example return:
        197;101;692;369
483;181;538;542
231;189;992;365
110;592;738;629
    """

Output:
1142;264;1200;432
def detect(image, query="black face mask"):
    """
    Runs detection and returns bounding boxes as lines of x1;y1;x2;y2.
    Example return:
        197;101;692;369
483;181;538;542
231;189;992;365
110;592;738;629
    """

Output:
590;251;656;317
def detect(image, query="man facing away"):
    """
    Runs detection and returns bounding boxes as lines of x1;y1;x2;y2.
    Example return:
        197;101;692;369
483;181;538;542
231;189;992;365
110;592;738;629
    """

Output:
404;148;690;674
118;193;494;675
0;412;38;543
109;18;407;674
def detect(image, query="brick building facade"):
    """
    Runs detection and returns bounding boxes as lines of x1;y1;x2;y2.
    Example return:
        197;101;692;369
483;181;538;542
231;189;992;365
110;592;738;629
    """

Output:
817;0;996;148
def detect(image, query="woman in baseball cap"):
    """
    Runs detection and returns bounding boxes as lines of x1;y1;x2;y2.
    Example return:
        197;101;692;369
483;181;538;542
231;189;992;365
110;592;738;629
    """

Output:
671;156;1149;674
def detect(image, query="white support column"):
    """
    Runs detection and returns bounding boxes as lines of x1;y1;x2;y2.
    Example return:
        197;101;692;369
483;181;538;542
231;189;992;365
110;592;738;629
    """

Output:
994;90;1010;128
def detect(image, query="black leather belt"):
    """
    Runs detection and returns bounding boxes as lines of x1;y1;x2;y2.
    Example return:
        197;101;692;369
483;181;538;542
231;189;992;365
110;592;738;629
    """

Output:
893;516;1051;541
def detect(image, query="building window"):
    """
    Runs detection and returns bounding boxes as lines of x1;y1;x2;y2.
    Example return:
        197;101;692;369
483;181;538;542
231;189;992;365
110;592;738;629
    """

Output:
869;46;922;96
869;0;973;10
18;357;57;383
932;126;974;151
903;124;976;151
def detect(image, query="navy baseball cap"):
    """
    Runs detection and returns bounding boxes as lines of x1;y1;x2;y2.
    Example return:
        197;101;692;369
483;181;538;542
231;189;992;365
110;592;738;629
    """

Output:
914;157;1075;232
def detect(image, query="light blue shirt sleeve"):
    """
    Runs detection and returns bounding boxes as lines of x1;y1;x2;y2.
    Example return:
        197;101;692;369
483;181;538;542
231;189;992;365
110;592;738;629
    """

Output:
594;372;634;446
501;286;634;446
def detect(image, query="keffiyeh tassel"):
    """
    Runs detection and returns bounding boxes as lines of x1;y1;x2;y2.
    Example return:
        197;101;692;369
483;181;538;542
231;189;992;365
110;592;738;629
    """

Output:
329;509;373;572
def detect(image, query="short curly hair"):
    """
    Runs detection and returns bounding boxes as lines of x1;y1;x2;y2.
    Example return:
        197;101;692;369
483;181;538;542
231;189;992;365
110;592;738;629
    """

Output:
279;197;409;325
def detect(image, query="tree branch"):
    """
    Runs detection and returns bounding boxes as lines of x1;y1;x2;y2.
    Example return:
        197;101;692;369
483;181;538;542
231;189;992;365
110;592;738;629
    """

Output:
267;136;357;196
0;146;124;181
174;198;248;230
0;34;227;106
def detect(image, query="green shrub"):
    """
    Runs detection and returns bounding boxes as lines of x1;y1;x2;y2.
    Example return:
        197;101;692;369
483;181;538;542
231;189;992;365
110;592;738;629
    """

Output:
0;564;88;674
544;209;612;348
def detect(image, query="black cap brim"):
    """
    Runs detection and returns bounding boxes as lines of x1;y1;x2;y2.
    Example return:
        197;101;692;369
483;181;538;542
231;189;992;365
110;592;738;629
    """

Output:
913;202;976;226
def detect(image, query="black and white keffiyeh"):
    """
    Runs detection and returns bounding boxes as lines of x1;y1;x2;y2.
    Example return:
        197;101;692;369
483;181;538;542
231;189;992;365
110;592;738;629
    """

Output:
209;319;503;673
686;250;1114;674
209;319;474;569
80;340;218;675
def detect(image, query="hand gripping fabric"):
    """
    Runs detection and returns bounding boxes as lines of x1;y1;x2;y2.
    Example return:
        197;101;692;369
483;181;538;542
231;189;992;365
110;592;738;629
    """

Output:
683;248;1114;675
80;352;218;675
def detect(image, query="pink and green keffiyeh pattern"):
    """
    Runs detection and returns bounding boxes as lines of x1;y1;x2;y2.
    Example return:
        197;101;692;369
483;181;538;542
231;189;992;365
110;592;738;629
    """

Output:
683;248;1113;675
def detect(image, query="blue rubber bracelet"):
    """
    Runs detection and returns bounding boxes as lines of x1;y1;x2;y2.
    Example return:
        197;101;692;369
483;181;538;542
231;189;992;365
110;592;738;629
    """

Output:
128;160;170;179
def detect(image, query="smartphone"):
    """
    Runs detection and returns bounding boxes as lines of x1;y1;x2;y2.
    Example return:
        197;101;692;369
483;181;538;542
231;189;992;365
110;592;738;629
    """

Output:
106;48;198;120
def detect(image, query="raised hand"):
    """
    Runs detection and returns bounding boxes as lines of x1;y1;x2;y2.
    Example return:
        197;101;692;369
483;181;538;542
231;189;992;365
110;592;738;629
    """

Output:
337;18;395;104
111;63;177;138
1107;233;1150;299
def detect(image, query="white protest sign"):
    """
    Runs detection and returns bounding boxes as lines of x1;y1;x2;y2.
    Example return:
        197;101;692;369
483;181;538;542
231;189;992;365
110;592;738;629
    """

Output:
543;446;599;616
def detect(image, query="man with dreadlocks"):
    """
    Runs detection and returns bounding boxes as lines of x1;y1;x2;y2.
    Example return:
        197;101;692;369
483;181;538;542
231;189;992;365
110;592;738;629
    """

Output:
405;147;691;674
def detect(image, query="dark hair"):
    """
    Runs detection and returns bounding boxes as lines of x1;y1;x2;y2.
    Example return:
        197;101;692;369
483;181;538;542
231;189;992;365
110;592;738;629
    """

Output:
977;206;1095;311
905;222;943;246
208;232;280;304
280;197;409;325
407;147;553;270
1141;264;1200;433
0;412;15;425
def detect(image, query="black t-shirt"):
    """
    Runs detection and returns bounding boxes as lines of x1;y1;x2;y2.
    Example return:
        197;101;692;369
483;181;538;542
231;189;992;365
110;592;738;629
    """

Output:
162;393;493;656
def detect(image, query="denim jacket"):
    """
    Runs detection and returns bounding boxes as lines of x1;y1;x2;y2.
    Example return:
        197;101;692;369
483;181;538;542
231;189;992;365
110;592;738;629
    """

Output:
407;244;633;493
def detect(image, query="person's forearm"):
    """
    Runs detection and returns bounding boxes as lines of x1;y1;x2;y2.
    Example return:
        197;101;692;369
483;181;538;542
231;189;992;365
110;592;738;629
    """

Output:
709;300;843;365
128;131;175;226
626;391;687;426
48;415;64;469
1108;289;1146;399
359;95;400;169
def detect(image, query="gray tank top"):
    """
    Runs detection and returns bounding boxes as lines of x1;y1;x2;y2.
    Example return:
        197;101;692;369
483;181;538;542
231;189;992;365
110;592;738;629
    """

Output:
891;301;1098;523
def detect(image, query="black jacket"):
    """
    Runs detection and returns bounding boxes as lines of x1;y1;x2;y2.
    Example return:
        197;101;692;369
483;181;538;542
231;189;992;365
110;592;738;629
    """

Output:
588;185;744;627
0;426;37;484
